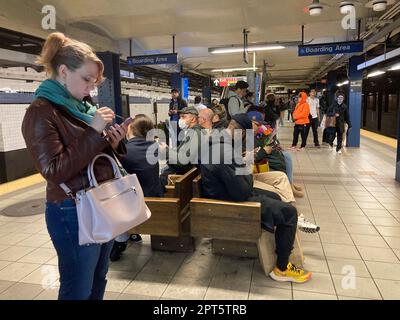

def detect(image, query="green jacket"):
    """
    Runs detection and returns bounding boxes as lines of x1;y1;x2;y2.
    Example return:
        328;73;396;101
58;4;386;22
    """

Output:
167;124;203;170
255;138;286;173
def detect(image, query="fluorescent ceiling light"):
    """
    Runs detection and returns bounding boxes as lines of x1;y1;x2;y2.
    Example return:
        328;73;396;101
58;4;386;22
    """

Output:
340;3;354;14
210;45;285;54
211;67;258;73
367;70;386;78
388;63;400;71
337;80;349;86
309;7;323;16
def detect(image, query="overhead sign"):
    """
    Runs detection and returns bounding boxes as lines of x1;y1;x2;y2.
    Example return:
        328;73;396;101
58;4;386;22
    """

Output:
298;41;364;57
127;53;178;66
213;77;247;87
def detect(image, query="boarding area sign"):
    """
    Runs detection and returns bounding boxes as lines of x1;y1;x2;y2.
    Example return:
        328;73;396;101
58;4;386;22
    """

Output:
298;41;364;57
127;53;178;66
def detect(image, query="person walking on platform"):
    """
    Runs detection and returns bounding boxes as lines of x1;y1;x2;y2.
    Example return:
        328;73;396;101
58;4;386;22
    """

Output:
287;97;295;121
263;93;280;129
21;32;128;300
306;89;321;147
277;97;287;127
329;91;352;154
290;92;310;151
168;88;188;147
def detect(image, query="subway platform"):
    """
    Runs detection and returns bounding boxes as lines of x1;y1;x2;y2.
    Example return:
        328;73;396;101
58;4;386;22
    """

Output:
0;124;399;300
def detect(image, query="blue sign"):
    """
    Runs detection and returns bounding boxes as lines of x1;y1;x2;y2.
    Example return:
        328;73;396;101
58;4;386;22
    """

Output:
298;41;364;57
127;53;178;66
182;78;189;101
120;70;135;79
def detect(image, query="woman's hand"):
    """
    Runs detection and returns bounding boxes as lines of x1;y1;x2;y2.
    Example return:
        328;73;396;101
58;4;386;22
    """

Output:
158;142;168;153
90;107;115;133
263;146;273;154
105;123;128;150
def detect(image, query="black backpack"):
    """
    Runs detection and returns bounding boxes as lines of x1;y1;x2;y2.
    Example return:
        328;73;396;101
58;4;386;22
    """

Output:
220;96;241;120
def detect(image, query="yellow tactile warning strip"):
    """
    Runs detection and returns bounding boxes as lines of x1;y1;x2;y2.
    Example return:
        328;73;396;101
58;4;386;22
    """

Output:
0;174;44;196
361;129;397;149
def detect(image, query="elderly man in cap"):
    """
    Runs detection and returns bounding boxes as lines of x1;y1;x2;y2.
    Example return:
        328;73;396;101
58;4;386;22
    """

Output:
159;106;203;186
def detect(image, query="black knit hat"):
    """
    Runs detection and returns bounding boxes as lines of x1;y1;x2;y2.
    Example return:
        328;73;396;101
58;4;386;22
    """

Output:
231;113;253;130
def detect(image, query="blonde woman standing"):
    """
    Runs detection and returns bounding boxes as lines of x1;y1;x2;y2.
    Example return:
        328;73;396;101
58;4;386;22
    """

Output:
21;33;128;300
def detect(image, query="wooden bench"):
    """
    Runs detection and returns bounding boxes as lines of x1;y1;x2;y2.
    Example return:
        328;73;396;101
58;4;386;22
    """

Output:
190;175;304;270
129;167;199;252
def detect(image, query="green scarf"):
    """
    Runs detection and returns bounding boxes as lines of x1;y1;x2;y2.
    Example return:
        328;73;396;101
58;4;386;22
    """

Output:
34;79;97;124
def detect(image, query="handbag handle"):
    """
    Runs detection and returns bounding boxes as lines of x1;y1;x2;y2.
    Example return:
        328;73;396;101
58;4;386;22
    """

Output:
88;153;123;187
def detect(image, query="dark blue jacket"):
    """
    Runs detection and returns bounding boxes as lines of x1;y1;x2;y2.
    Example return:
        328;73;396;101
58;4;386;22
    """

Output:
121;137;163;197
200;138;290;232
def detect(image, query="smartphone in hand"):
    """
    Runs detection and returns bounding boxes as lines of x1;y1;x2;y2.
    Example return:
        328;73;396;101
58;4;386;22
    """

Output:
122;117;133;127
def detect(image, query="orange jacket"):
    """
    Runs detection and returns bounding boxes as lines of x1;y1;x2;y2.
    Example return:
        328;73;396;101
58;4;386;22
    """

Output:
293;92;310;125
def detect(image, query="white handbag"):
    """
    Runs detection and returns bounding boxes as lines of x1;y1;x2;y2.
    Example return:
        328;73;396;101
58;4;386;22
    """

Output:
60;153;151;245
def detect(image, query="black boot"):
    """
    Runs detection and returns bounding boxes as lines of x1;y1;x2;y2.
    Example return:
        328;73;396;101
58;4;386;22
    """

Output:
109;240;128;262
130;234;143;243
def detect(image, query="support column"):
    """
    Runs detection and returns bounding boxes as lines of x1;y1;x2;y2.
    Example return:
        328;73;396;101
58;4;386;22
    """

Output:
97;51;122;122
171;72;189;102
327;70;337;107
246;71;260;105
202;77;212;107
347;55;364;148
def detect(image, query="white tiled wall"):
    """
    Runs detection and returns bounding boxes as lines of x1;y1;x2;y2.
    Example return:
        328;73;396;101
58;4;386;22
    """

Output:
0;104;29;152
0;103;171;153
129;103;170;124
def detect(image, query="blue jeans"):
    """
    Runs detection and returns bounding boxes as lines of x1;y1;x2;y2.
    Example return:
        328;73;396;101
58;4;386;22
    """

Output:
281;150;294;184
45;199;113;300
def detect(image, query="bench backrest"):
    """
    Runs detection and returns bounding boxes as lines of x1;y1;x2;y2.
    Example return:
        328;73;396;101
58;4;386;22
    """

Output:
172;167;199;209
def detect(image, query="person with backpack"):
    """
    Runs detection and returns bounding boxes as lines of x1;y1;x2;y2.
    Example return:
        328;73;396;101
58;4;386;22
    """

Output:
221;80;249;118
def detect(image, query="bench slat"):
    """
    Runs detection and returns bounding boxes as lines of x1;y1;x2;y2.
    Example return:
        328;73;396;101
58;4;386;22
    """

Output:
190;198;261;242
130;198;181;237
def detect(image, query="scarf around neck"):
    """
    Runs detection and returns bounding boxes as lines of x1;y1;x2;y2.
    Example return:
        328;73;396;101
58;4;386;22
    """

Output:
34;79;96;124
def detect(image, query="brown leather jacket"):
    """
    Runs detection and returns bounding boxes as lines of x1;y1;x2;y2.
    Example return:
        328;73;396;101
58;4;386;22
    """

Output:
22;98;126;203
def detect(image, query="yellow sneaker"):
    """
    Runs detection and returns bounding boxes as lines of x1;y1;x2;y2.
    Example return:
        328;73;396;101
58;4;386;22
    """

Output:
269;262;312;283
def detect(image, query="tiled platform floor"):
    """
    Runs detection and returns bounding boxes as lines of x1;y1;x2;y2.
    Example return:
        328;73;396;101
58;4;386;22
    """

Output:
0;124;399;300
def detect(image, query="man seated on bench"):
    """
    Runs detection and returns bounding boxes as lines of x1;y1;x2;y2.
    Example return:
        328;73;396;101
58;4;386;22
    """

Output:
159;107;203;187
200;114;312;283
201;110;319;234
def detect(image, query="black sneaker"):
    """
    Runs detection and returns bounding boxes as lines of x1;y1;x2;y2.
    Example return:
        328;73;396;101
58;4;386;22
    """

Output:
110;240;128;262
130;234;143;243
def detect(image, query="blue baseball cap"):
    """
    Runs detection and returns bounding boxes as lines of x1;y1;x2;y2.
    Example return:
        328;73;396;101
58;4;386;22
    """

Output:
247;111;266;124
